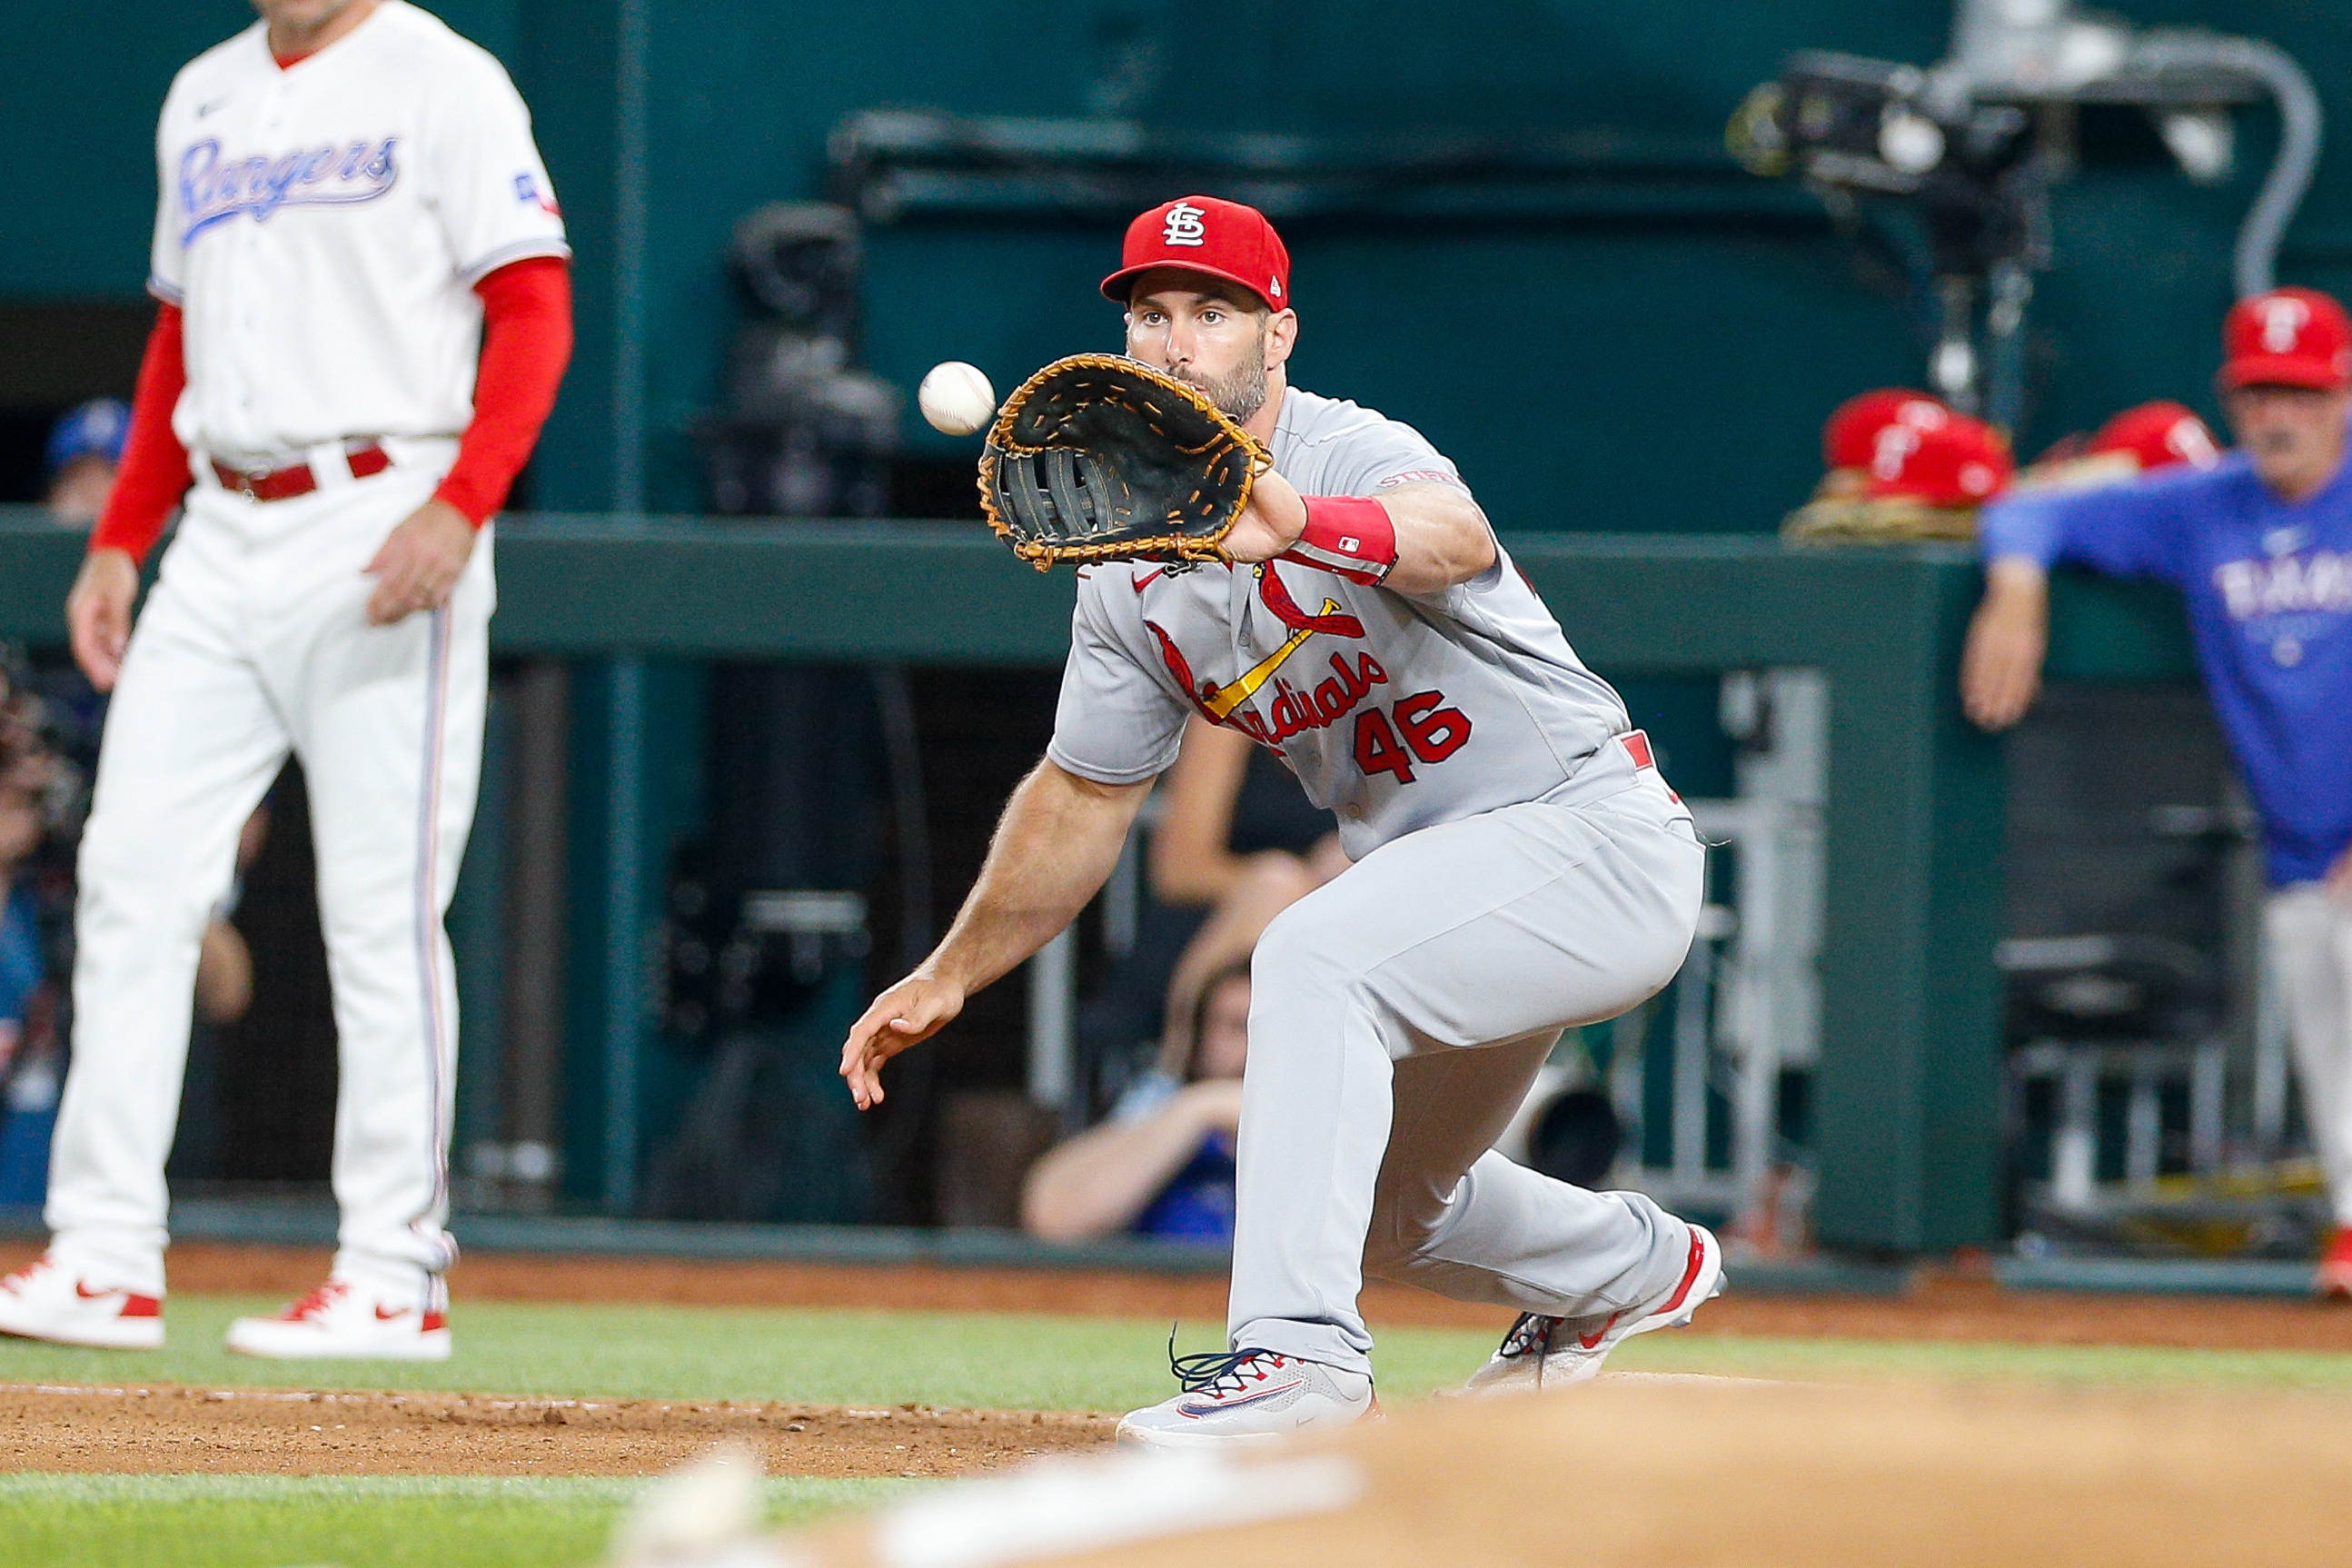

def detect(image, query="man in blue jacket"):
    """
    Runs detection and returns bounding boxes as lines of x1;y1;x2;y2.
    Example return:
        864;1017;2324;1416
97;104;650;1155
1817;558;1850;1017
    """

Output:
1962;287;2352;1295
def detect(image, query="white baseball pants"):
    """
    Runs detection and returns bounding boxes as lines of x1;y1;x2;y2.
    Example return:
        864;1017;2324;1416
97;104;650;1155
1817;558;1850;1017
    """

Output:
47;445;489;1309
1227;743;1705;1375
2266;884;2352;1226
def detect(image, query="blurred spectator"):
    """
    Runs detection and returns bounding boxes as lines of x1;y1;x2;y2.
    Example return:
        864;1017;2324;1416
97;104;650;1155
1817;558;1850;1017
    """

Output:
1075;715;1339;1105
194;806;269;1030
0;717;63;1204
1023;960;1254;1243
41;400;130;525
1149;715;1346;906
1962;286;2352;1295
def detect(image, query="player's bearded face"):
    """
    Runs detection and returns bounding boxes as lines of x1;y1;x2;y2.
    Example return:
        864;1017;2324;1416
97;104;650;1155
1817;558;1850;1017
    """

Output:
1184;323;1270;423
1126;284;1272;423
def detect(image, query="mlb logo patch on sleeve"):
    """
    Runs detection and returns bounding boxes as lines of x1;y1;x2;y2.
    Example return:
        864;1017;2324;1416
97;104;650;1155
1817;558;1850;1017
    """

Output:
512;173;560;215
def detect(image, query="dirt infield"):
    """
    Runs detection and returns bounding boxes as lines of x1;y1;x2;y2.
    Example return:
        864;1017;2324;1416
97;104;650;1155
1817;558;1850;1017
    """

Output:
5;1239;2352;1485
27;1238;2349;1354
0;1381;1111;1478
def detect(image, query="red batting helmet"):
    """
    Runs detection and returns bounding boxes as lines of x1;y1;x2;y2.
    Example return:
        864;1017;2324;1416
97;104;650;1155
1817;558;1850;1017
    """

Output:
2084;401;2223;473
1822;389;1952;471
1861;410;2012;505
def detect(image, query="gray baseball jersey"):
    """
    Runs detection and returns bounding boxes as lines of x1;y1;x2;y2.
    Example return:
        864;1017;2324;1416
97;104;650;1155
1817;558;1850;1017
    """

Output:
1047;384;1633;858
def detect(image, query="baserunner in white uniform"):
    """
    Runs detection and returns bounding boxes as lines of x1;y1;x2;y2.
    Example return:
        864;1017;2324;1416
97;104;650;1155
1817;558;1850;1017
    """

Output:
0;0;571;1358
840;196;1720;1447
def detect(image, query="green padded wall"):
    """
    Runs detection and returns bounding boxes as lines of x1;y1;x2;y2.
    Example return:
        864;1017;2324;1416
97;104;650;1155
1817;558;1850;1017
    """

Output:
16;1;2352;529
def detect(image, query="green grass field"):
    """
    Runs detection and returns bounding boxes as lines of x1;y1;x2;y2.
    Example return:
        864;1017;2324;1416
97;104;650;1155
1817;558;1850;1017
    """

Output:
0;1474;909;1568
7;1295;2352;1568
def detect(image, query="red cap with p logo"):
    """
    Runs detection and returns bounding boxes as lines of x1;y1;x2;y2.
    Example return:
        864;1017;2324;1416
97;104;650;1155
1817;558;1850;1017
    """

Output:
1101;195;1292;310
2221;287;2352;391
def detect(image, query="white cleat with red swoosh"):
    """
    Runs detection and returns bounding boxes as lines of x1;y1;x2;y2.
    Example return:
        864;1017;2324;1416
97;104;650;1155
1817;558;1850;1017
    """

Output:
1459;1224;1724;1395
1116;1348;1376;1451
225;1277;452;1361
0;1255;165;1349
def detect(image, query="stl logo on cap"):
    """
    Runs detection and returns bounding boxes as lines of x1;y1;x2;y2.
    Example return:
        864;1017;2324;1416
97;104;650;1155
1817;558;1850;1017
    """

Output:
1162;202;1208;247
1102;194;1293;309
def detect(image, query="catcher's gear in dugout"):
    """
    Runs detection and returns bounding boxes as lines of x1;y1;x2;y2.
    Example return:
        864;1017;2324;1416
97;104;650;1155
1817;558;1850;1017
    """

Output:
979;353;1269;571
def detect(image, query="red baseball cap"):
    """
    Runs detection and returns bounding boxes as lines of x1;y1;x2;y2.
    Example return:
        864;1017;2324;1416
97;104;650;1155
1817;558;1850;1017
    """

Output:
1861;411;2012;505
2085;401;2222;472
1822;389;1952;471
2220;287;2352;391
1101;195;1292;310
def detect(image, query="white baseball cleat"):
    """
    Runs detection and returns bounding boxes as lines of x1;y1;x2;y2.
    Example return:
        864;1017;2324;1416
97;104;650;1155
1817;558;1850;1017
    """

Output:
0;1255;165;1350
1116;1347;1376;1451
224;1277;452;1361
1459;1223;1724;1395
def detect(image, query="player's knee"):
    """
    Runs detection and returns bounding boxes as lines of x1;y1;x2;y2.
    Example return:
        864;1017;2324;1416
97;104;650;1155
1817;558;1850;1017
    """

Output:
74;823;220;936
1251;897;1364;989
1362;1192;1450;1277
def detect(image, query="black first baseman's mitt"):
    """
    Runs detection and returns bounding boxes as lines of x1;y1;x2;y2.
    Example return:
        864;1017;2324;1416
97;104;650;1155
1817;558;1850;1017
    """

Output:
978;353;1268;571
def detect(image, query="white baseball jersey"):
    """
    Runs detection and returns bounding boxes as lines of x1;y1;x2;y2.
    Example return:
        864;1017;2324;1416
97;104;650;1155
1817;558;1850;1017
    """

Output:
148;0;569;465
1048;385;1633;858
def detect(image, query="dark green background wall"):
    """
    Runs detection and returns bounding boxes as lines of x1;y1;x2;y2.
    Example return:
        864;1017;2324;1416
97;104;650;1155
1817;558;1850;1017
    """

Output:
18;0;2352;531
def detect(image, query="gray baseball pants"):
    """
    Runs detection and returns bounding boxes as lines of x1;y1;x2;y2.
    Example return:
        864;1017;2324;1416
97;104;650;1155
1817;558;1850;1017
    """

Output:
1228;742;1705;1375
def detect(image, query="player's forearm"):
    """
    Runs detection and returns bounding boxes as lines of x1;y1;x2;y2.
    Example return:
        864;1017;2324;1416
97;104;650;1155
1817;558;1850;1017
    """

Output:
1021;1104;1214;1239
434;257;573;525
1984;556;2049;597
1378;483;1496;595
922;759;1147;996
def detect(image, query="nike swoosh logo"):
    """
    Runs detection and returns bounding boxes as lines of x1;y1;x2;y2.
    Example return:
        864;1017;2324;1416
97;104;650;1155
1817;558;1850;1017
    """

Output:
1176;1377;1303;1417
197;98;229;117
374;1305;411;1321
1132;568;1166;592
74;1282;117;1301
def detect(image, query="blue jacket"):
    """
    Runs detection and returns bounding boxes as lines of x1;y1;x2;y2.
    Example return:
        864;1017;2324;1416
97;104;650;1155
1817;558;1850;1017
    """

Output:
1979;453;2352;887
0;885;39;1035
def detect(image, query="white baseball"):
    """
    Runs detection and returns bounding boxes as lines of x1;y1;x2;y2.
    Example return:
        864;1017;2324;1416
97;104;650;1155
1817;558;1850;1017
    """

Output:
918;362;997;436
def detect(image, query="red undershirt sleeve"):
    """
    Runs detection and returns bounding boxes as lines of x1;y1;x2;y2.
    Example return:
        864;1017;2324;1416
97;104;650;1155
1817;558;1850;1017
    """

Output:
90;303;192;565
434;255;573;527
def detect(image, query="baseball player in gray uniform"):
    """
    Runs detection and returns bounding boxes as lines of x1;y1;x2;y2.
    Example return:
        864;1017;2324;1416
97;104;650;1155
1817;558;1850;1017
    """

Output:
841;194;1718;1448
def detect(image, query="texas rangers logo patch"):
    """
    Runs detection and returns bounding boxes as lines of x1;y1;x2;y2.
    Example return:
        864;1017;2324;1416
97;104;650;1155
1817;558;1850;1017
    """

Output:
178;135;400;243
513;172;561;216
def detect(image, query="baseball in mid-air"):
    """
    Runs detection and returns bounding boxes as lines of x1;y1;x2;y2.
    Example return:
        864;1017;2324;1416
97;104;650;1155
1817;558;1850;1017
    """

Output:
918;362;997;436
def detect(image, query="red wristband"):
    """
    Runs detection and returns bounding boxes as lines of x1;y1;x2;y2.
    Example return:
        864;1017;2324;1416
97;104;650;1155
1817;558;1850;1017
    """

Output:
1281;495;1396;585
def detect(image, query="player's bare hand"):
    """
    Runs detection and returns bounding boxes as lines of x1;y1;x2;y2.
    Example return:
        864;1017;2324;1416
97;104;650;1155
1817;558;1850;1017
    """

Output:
363;499;476;626
65;548;140;692
839;972;967;1110
1960;560;2049;731
1218;466;1307;563
2327;847;2352;909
